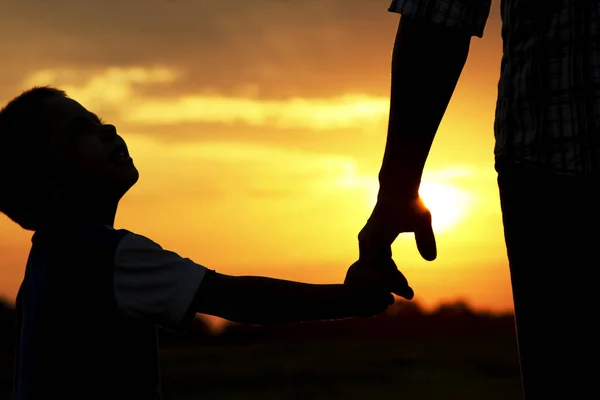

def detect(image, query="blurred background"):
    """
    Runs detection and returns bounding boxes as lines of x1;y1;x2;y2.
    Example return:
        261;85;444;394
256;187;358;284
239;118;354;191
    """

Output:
0;0;522;398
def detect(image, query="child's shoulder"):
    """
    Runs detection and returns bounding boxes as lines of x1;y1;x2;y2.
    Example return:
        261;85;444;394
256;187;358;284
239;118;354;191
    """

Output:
32;224;172;266
30;223;180;274
32;222;134;252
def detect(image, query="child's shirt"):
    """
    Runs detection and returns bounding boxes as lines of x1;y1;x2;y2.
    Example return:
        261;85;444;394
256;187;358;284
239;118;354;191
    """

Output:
13;223;208;400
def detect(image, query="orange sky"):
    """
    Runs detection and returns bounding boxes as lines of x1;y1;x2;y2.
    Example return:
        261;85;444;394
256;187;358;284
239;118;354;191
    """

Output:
0;1;512;312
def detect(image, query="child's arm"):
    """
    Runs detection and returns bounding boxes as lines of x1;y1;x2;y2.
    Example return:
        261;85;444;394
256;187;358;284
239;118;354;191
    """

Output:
193;270;393;325
113;232;392;330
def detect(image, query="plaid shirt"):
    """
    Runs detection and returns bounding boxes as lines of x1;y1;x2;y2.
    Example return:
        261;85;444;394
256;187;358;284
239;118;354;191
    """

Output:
389;0;600;177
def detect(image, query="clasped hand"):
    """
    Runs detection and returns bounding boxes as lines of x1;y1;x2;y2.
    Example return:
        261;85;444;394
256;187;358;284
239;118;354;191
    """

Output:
344;195;437;300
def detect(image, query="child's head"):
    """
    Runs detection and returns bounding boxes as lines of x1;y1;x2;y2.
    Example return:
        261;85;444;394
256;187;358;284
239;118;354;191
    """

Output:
0;86;139;230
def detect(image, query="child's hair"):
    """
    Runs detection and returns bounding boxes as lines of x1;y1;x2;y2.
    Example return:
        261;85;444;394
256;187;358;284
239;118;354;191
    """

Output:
0;86;68;231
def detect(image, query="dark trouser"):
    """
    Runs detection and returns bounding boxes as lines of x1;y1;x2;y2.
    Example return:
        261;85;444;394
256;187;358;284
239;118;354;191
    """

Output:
497;161;600;399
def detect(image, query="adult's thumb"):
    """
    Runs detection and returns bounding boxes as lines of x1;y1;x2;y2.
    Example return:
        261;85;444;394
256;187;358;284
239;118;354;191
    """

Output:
415;222;437;261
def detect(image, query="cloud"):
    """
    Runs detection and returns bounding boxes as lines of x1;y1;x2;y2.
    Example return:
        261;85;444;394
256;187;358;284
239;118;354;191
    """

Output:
126;93;388;128
0;0;404;101
23;66;389;130
1;0;502;104
1;0;504;175
126;135;374;200
23;67;181;105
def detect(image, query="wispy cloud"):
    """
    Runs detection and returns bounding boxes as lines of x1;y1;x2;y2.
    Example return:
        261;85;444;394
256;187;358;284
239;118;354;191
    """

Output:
126;93;388;129
125;135;373;199
23;67;389;130
24;67;181;106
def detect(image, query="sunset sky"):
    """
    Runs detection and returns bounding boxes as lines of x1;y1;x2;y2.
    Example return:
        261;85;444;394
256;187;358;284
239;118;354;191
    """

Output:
0;0;512;313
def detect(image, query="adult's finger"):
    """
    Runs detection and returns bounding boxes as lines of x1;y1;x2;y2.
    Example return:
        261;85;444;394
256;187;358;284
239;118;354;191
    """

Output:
414;206;437;261
415;224;437;261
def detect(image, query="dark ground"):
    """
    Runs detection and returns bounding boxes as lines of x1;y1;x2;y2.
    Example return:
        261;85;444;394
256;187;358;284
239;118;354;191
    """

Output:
0;299;523;399
159;336;522;400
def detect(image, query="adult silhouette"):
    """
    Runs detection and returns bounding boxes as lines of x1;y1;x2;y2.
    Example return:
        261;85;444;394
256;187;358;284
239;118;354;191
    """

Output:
353;1;600;398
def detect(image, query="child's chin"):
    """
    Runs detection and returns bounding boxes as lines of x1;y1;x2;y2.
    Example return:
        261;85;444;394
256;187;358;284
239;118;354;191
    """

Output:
114;168;139;197
127;166;140;185
124;169;139;190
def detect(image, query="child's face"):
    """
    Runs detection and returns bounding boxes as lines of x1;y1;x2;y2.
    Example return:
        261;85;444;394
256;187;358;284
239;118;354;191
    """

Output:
40;96;139;204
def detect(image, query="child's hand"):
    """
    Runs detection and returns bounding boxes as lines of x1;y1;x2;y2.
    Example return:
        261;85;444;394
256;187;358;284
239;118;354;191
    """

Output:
344;258;414;300
345;285;395;318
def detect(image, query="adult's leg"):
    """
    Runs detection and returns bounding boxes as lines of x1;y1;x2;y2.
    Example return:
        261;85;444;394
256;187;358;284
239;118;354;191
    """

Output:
497;161;600;399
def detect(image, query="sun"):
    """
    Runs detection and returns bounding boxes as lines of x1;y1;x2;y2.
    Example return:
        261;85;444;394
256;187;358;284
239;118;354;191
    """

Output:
363;178;472;234
418;181;471;233
349;168;473;234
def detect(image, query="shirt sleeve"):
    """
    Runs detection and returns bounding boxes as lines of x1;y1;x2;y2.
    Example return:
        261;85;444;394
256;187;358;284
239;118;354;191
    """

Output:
113;232;208;331
388;0;492;38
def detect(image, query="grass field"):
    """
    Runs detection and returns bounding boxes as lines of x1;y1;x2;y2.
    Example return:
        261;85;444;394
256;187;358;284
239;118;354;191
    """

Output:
0;301;523;399
159;336;523;400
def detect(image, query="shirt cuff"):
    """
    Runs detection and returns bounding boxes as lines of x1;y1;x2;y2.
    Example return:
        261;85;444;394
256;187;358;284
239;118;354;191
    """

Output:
388;0;492;38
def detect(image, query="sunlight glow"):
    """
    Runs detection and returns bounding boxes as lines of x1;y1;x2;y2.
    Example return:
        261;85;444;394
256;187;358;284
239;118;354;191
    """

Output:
419;181;472;233
363;173;474;235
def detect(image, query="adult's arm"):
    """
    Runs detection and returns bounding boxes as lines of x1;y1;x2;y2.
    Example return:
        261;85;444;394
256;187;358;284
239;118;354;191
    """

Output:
359;1;492;261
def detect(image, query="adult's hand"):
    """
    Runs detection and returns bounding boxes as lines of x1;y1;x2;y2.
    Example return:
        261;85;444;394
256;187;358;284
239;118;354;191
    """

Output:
358;195;437;262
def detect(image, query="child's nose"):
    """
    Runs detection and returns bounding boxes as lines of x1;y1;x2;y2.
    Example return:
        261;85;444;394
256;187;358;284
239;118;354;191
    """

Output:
100;124;117;141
